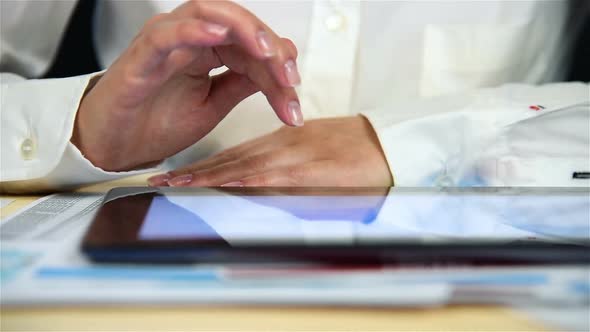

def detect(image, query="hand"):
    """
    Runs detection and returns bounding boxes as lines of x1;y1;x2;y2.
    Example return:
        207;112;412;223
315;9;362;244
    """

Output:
72;0;303;171
148;116;393;187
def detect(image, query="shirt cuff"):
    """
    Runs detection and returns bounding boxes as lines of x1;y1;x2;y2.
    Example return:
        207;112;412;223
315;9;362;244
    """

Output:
361;83;590;187
45;142;162;189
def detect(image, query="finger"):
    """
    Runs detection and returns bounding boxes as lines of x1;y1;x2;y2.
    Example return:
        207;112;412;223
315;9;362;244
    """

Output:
166;127;293;178
131;18;229;80
258;37;300;89
156;140;281;185
233;161;344;187
273;37;301;88
213;45;302;126
282;38;298;59
169;148;306;187
158;48;211;81
173;1;302;88
172;0;279;60
147;173;173;187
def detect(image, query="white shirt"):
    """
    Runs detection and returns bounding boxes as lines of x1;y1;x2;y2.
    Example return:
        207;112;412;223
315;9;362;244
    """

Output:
1;0;589;192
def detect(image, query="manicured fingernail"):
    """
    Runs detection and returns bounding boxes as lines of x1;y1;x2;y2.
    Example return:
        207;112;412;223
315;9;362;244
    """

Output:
220;181;244;187
288;100;304;127
256;30;276;57
284;59;301;87
167;174;193;187
204;22;229;37
147;173;171;187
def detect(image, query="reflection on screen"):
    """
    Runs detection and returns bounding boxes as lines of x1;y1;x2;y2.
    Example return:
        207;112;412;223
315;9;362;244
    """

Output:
138;190;590;245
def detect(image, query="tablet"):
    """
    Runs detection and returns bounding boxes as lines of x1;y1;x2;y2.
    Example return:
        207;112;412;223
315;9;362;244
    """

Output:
81;187;590;265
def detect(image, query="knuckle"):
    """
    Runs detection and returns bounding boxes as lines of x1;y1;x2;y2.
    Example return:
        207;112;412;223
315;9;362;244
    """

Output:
143;29;161;50
286;166;306;185
175;21;195;42
125;42;141;60
189;0;203;11
254;176;273;187
120;66;141;87
246;155;270;171
219;1;253;25
211;166;234;182
281;37;298;58
193;170;215;185
214;0;244;14
216;150;239;163
143;13;167;30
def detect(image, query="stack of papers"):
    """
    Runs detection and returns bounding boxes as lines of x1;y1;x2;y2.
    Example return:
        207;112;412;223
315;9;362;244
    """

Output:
1;194;588;330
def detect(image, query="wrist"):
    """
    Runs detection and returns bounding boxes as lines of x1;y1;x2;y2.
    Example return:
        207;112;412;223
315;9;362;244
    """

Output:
70;75;120;171
72;97;163;171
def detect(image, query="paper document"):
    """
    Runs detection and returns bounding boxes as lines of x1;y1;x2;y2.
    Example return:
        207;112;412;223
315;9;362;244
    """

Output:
0;194;102;241
0;194;448;306
0;198;15;209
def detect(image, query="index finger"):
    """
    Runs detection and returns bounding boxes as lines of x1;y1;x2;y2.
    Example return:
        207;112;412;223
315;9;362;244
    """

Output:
171;0;287;61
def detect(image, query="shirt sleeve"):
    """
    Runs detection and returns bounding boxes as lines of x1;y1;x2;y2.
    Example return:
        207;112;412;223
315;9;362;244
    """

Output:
361;82;590;187
0;72;159;193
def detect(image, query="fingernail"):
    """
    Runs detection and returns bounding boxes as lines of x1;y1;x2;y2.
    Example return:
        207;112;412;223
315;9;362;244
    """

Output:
288;100;304;127
220;181;244;187
204;22;229;37
284;59;301;87
167;174;193;187
256;30;276;57
147;173;171;187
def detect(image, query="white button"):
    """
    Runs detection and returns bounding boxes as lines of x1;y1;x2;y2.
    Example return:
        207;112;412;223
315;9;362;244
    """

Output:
20;138;36;160
324;13;346;32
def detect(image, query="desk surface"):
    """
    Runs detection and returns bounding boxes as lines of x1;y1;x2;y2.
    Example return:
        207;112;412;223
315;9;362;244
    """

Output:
0;175;549;331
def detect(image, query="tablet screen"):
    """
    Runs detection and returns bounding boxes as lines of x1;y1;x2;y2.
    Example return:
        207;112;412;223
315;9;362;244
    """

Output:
128;188;589;245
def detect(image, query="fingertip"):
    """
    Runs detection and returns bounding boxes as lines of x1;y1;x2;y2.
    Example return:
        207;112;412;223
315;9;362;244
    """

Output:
283;59;301;87
287;100;304;127
168;174;194;187
147;173;172;187
202;21;229;37
220;181;244;187
268;94;304;127
256;30;277;58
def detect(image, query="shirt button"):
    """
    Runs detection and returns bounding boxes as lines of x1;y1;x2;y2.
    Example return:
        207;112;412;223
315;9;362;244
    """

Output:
20;138;36;160
324;13;346;32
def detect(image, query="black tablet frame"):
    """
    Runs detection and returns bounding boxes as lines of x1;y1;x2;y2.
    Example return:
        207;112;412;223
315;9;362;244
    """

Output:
81;186;590;265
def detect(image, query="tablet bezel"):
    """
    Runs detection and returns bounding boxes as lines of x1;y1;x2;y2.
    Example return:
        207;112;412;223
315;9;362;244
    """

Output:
81;186;590;265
